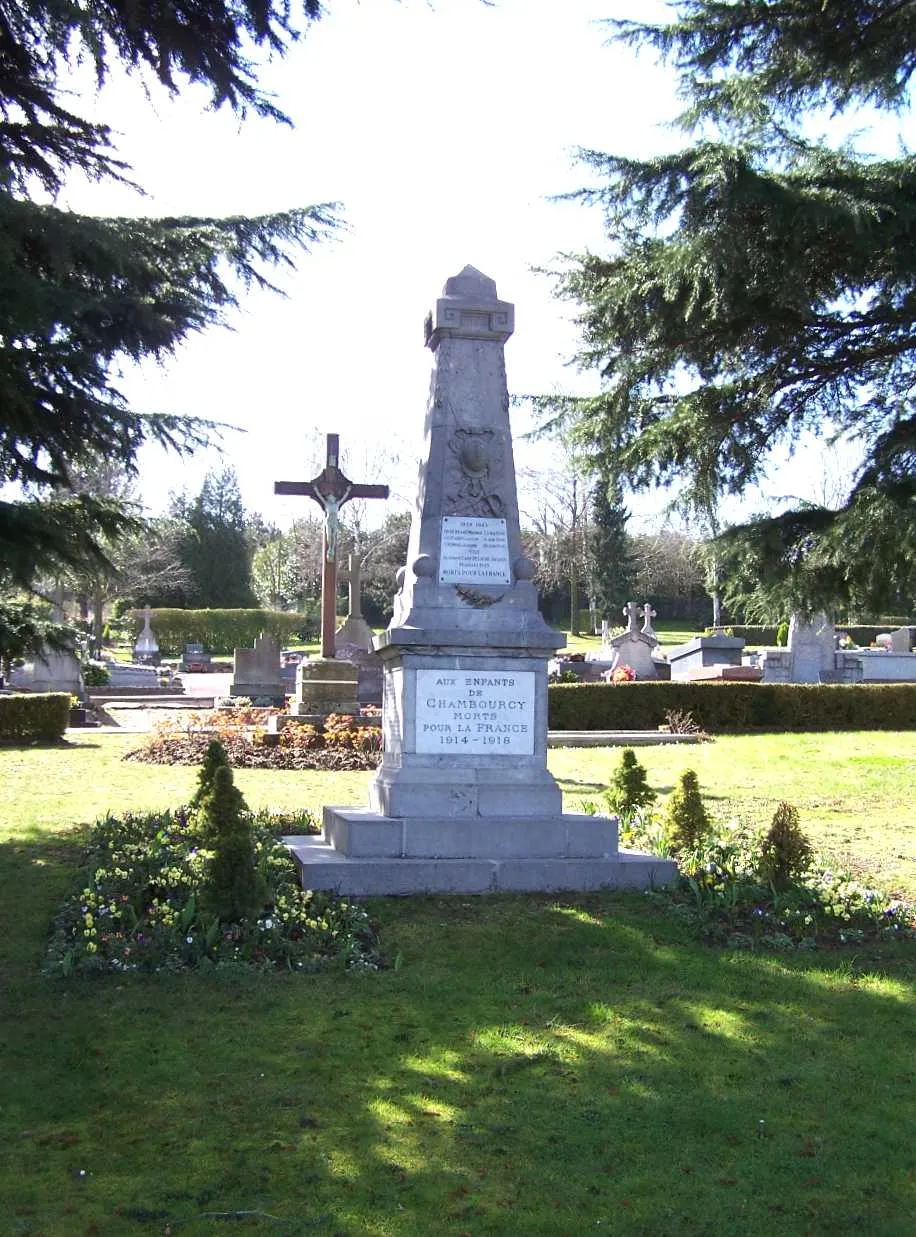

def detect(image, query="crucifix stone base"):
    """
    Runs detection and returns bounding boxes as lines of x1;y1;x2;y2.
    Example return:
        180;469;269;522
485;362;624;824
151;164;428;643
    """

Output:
290;657;360;718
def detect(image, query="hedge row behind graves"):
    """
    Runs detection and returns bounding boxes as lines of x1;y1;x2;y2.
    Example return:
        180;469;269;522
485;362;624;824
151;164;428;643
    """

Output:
710;623;913;647
548;681;916;732
0;692;71;742
129;609;314;655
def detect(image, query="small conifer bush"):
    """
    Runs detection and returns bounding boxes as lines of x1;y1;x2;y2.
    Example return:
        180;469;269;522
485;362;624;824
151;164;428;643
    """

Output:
606;747;656;815
191;739;246;831
664;769;711;857
190;739;231;809
201;763;264;923
759;801;814;891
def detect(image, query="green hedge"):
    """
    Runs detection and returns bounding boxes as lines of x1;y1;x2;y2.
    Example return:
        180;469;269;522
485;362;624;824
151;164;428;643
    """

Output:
720;623;913;647
130;609;315;656
0;692;71;742
706;625;780;646
548;681;916;732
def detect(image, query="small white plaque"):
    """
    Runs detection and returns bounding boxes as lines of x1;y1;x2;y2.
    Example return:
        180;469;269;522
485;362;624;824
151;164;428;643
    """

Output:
438;517;511;585
415;669;536;755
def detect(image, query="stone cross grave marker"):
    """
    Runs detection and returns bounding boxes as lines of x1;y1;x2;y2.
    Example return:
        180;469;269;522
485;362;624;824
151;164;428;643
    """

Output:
623;601;641;632
275;434;389;659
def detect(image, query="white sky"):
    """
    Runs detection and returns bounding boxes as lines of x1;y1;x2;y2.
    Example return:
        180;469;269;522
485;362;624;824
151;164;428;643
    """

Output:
53;0;906;533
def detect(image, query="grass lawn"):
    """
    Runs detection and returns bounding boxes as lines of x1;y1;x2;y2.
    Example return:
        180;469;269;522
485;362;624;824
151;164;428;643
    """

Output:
1;732;914;1235
558;622;709;656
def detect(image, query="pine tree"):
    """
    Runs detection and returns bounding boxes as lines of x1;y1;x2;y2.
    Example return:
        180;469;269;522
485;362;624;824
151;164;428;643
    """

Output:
589;474;636;622
0;0;338;610
176;468;259;608
540;1;916;617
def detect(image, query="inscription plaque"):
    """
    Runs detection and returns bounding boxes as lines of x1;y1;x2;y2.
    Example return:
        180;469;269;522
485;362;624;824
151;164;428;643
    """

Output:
415;669;535;755
438;517;511;585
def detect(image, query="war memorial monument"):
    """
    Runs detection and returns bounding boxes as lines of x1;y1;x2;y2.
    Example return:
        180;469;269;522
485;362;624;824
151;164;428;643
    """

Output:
285;266;676;895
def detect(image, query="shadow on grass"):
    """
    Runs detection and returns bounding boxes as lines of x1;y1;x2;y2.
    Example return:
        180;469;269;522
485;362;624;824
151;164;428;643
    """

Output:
0;738;103;752
1;882;914;1235
0;830;87;975
555;777;605;794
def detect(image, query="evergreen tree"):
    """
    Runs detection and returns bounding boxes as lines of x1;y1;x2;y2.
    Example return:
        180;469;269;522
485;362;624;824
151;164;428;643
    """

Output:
200;765;262;924
541;0;916;617
176;467;259;608
606;747;656;816
664;769;712;858
589;474;635;622
190;740;242;813
0;0;338;609
759;801;814;892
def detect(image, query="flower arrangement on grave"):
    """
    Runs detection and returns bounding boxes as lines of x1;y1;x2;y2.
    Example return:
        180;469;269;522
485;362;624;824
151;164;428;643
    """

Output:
604;665;637;684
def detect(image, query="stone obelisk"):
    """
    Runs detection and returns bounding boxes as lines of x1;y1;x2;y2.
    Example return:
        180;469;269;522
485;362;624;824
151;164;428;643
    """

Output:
285;266;676;896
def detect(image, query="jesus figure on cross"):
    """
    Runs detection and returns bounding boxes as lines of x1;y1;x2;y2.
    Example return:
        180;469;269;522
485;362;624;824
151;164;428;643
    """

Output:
275;434;389;658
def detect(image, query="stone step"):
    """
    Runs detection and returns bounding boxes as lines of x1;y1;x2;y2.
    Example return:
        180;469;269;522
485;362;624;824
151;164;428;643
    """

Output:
322;806;618;859
546;730;704;746
283;835;676;896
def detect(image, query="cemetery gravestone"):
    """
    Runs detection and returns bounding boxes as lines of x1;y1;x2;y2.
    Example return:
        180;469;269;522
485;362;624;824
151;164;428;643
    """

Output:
889;626;913;654
230;632;286;703
284;266;676;895
788;613;836;683
607;602;665;680
9;646;83;697
133;607;160;665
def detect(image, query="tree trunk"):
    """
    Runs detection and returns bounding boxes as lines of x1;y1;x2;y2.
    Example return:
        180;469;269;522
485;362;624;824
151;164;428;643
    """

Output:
92;587;105;655
570;558;580;637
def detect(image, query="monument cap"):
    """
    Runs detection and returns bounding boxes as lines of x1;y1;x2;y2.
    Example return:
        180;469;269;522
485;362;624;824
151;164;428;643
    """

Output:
425;263;514;350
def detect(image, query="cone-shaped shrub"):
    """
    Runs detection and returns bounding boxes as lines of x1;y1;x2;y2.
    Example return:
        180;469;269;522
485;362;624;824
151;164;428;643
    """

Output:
190;732;245;831
759;801;813;891
664;769;711;856
607;747;656;815
201;764;262;923
190;739;233;810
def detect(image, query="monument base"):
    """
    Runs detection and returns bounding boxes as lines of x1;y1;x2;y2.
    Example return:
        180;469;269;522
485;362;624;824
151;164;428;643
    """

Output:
283;806;677;896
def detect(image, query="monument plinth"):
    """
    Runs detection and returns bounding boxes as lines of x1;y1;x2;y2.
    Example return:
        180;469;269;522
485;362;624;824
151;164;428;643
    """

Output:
285;266;676;895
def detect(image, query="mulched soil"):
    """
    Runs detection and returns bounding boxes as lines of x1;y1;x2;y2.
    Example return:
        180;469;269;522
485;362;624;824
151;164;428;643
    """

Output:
124;735;380;771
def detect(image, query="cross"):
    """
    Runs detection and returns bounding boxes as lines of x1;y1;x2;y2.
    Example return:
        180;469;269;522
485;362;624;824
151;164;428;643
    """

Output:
275;434;389;659
623;601;641;633
640;603;657;636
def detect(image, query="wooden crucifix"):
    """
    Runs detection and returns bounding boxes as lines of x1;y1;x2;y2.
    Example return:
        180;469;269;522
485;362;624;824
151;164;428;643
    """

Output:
275;434;389;659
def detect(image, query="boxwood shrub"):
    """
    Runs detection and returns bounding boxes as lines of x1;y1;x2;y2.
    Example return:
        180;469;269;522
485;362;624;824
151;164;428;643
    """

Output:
0;692;71;742
548;681;916;732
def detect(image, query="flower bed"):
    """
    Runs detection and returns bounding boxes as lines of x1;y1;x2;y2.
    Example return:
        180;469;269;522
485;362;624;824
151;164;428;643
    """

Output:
125;708;382;770
45;804;383;976
621;812;915;951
